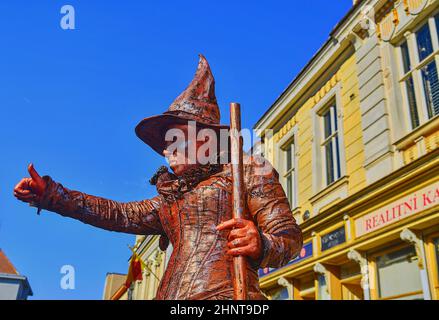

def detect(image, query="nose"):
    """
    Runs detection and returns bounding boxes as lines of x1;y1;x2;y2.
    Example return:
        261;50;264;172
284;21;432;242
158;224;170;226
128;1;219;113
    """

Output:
163;149;171;157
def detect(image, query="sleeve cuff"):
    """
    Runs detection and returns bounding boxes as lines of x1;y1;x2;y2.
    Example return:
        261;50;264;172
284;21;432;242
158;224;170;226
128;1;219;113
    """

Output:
248;228;271;269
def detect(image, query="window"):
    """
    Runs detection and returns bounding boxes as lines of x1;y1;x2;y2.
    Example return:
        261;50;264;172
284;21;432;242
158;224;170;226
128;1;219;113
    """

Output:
317;274;330;300
282;141;297;208
401;41;420;128
398;14;439;130
267;287;289;300
321;103;341;186
311;83;346;197
436;14;439;38
375;246;423;300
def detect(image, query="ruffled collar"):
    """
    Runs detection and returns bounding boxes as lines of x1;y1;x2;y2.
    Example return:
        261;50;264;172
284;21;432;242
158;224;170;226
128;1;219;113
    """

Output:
150;164;222;203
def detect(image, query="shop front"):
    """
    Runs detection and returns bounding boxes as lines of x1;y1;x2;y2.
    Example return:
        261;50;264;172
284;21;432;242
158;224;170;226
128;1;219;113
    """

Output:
259;156;439;300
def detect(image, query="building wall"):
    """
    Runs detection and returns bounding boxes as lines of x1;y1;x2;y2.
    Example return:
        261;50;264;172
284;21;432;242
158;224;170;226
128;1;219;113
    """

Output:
0;275;32;300
255;0;439;300
102;273;126;300
266;52;366;224
129;235;170;300
0;278;22;300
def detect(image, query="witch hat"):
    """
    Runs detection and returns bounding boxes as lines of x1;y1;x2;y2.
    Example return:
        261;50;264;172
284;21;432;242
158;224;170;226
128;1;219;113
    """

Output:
135;54;229;156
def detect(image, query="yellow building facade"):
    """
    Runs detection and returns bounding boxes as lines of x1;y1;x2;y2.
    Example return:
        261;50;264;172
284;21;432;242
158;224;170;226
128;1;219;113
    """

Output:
104;235;171;300
254;0;439;300
127;235;170;300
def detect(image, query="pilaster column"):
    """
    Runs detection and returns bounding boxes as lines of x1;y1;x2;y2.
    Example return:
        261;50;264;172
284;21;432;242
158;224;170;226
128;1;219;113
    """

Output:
311;231;318;257
313;263;330;300
145;260;155;299
347;249;370;300
400;228;431;300
343;215;352;241
277;277;293;300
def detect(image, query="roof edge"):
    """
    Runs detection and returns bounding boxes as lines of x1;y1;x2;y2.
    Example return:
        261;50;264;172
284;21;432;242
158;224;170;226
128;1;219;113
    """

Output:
254;0;367;130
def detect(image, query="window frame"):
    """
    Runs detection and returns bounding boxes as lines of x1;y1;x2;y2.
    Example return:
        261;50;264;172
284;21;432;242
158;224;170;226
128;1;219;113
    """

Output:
369;243;424;300
320;102;341;186
425;232;439;300
281;139;296;209
311;82;347;194
266;285;290;300
276;124;299;211
396;12;439;131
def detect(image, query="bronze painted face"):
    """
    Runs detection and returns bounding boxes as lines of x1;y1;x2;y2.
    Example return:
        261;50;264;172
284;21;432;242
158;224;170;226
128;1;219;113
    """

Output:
162;124;215;176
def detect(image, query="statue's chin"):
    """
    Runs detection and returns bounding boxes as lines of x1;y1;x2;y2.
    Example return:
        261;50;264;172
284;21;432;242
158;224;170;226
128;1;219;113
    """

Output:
170;163;198;177
169;164;185;177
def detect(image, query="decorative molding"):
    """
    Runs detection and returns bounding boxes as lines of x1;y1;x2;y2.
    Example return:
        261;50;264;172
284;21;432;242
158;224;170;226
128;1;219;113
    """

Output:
313;263;330;298
313;72;341;106
403;0;429;16
313;262;327;275
273;70;341;144
144;260;153;276
378;8;400;41
277;276;291;288
347;249;370;291
309;175;349;206
347;249;366;267
153;250;163;267
400;228;424;269
400;228;432;299
274;118;297;143
394;116;439;151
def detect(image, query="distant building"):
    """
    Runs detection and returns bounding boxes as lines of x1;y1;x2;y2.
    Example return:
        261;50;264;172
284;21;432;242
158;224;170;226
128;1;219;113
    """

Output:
0;249;33;300
105;235;171;300
102;273;126;300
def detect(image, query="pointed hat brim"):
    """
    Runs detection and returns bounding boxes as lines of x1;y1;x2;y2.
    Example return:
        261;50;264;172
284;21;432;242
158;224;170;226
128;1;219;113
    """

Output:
135;114;229;156
136;54;230;156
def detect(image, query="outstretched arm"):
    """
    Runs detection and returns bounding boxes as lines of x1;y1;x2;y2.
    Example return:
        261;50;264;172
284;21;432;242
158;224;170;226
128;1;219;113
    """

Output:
14;164;164;235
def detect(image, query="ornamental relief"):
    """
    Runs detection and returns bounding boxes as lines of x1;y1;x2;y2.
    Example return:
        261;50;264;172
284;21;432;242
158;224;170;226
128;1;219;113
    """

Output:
403;0;429;16
377;0;430;42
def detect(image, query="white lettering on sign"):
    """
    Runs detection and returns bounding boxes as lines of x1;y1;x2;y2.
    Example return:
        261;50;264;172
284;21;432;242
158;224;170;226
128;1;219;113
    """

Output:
355;181;439;237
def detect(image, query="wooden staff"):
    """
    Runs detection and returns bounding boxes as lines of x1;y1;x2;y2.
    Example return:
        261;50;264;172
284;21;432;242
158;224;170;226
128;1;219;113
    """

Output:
229;102;248;300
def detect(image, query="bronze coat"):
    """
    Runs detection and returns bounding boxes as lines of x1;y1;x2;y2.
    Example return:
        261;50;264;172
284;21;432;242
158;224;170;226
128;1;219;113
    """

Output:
36;156;303;300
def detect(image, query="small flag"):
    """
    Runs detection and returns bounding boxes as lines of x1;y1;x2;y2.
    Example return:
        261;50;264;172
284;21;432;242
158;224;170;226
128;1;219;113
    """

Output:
125;251;144;288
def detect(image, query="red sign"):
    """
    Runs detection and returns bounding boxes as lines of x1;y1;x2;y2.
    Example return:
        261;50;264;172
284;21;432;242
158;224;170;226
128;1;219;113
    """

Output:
355;181;439;237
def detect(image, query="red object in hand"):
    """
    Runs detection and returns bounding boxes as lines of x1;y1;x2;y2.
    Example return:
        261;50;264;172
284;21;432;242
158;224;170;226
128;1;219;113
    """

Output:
13;164;47;204
216;218;262;261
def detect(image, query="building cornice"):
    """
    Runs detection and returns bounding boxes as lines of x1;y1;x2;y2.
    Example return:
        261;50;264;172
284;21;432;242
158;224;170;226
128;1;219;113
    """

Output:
299;147;439;233
254;0;370;133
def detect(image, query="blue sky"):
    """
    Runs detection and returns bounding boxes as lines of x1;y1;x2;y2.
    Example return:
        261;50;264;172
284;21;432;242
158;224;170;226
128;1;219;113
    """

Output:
0;1;352;299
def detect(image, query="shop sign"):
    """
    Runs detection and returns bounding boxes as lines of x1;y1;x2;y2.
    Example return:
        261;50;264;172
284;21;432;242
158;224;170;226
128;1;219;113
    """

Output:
258;242;313;278
355;181;439;237
320;226;346;252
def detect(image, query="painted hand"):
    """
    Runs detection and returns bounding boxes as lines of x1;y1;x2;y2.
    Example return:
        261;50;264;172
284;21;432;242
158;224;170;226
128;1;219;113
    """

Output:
216;218;262;261
13;164;46;204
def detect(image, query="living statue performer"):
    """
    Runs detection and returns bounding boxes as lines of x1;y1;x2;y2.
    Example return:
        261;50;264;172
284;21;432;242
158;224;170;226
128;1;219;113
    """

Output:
14;55;303;300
